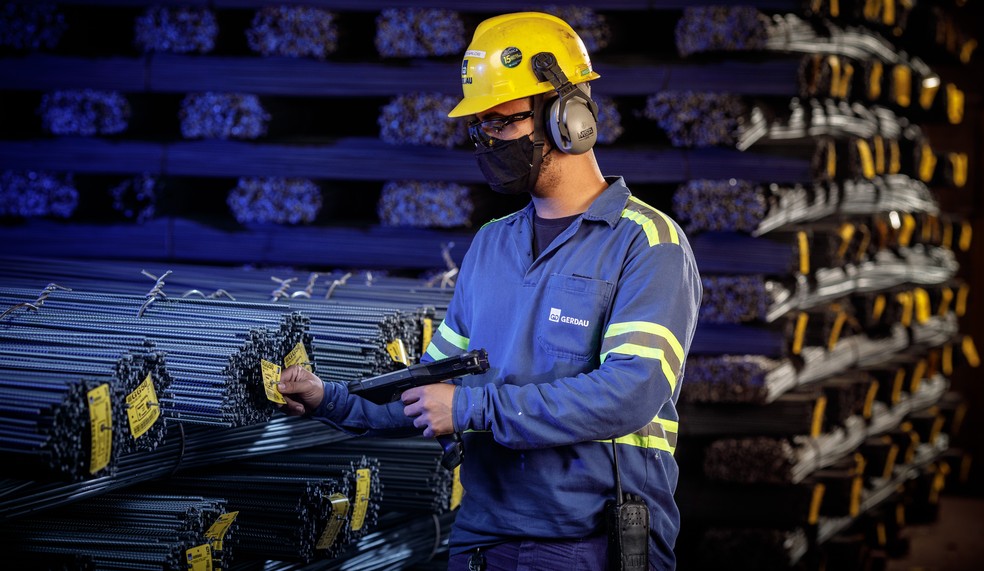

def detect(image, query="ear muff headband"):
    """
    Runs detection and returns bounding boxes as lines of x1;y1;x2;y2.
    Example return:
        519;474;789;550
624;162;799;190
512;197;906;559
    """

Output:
531;52;599;155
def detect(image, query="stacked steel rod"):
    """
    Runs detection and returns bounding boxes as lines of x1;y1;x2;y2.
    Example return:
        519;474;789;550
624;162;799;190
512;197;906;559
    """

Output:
0;492;236;570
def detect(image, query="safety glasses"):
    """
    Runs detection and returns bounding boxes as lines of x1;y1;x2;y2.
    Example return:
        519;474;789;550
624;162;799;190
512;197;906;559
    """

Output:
467;110;534;147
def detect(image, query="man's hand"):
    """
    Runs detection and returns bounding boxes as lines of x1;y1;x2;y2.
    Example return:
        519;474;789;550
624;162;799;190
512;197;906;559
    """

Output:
401;383;456;438
277;365;326;417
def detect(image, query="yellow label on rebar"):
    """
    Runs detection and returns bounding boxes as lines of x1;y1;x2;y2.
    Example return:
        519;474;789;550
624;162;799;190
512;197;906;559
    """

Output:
792;312;809;355
829;0;840;17
837;223;855;260
450;465;464;511
892;368;905;404
911;359;927;393
856;139;875;179
186;544;212;571
888;139;901;174
863;381;879;419
913;288;931;324
825;140;837;178
386;339;409;366
126;373;160;440
849;475;863;517
959;221;972;252
942;221;954;250
897;291;914;327
883;444;899;480
88;383;112;474
919;80;939;110
949;153;968;187
882;0;895;25
962;336;980;368
316;494;350;550
350;468;371;531
261;360;285;404
898;213;916;247
872;294;886;321
892;64;911;107
828;309;847;351
873;136;885;173
284;342;312;372
205;511;239;552
797;231;810;275
960;39;977;64
422;318;433;355
918;142;937;182
946;83;964;124
943;343;954;376
808;483;826;525
810;395;827;438
867;61;883;100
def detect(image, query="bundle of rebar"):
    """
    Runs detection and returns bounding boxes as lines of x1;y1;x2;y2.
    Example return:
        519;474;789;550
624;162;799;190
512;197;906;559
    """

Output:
0;491;235;570
328;436;454;514
0;416;353;522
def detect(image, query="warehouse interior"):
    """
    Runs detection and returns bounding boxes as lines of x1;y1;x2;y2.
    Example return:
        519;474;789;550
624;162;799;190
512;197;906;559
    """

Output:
0;1;981;570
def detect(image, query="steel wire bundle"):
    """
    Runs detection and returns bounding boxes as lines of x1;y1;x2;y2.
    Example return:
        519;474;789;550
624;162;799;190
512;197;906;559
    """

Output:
698;274;776;324
674;6;770;57
134;5;217;54
0;491;235;571
643;91;747;147
0;2;66;51
377;180;474;228
227;177;323;225
592;94;624;145
328;436;454;514
0;415;354;522
38;89;130;136
179;92;271;140
0;170;78;218
374;7;465;58
109;173;159;224
220;448;383;560
378;92;468;148
246;5;338;60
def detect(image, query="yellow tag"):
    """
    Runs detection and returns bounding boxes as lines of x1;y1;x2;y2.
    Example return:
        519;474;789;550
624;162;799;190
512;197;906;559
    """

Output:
825;139;837;178
919;79;940;110
883;444;899;480
856;224;871;260
946;83;964;124
876;522;888;546
911;359;927;393
261;360;285;404
960;39;977;64
930;415;945;443
829;0;840;17
186;544;212;571
896;502;906;527
913;288;931;324
863;380;879;418
450;465;464;511
828;309;847;351
827;56;843;97
863;0;878;22
850;475;863;517
810;395;827;438
204;511;239;552
836;223;855;260
316;494;350;550
962;336;981;368
918;141;937;182
868;60;883;100
838;62;854;98
956;283;969;316
808;483;826;525
942;221;954;250
921;214;934;243
284;342;312;372
386;339;410;366
943;343;954;375
126;373;160;440
892;368;905;404
959;221;972;252
350;468;371;531
898;213;916;247
797;231;810;275
888;139;901;174
792;312;809;355
892;64;911;107
897;291;914;327
873;136;885;173
872;294;886;321
949;153;968;187
856;139;875;179
87;383;112;474
882;0;895;24
422;318;433;354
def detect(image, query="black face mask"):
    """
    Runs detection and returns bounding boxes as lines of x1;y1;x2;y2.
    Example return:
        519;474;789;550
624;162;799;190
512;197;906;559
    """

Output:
474;134;542;195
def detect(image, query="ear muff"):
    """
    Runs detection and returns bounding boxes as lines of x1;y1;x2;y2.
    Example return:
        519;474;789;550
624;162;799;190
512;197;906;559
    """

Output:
532;52;599;155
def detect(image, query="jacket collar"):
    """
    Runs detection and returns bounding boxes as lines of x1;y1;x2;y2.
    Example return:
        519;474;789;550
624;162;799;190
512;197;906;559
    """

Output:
505;176;629;228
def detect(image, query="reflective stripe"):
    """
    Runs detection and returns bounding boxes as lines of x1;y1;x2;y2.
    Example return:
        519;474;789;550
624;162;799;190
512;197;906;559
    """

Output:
601;321;684;391
594;416;679;454
437;321;469;350
425;343;448;361
622;197;679;246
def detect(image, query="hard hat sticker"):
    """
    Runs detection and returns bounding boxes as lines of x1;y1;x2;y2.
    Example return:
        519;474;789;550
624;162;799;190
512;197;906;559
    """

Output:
461;60;468;76
501;47;522;68
465;49;486;58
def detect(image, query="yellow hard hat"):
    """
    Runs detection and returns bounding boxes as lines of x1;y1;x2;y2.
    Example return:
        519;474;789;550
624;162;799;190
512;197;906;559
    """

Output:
448;12;601;118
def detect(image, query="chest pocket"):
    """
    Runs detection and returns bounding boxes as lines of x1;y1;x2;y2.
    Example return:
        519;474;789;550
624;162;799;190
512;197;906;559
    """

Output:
535;273;614;361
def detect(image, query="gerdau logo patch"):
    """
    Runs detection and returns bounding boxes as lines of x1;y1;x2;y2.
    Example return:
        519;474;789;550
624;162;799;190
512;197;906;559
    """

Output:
549;307;589;328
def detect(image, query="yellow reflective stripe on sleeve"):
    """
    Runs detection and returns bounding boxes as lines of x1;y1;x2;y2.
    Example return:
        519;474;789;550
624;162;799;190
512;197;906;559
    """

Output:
601;344;678;392
597;416;680;454
437;321;469;350
425;343;448;361
611;432;675;454
605;321;684;363
624;196;680;246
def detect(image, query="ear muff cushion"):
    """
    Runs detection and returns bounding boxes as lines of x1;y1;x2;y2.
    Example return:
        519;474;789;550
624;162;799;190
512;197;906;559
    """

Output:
546;87;598;155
